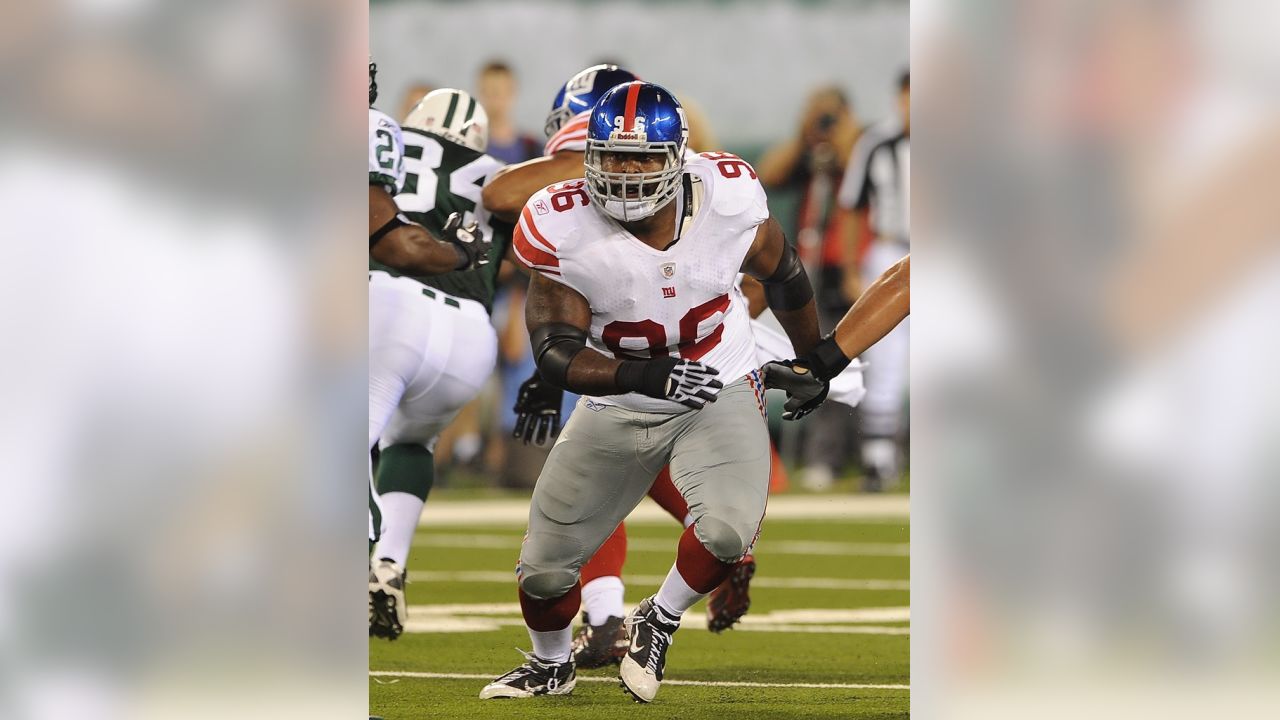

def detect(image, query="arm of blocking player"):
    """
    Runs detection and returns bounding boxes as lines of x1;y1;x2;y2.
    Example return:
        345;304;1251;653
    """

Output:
481;152;586;223
762;254;910;420
525;274;723;409
741;216;821;356
369;186;489;274
807;253;911;381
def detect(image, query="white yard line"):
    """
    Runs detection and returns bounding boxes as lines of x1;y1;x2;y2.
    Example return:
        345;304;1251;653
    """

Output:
414;534;909;557
395;603;910;636
408;570;909;591
370;671;909;691
419;495;909;526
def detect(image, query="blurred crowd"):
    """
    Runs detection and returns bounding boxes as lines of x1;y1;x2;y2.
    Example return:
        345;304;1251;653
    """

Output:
400;61;912;494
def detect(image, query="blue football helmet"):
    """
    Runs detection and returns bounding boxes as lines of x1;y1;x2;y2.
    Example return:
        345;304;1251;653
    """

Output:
584;81;688;222
544;64;638;139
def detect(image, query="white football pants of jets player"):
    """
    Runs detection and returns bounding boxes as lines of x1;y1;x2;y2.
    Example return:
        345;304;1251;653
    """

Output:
367;270;497;545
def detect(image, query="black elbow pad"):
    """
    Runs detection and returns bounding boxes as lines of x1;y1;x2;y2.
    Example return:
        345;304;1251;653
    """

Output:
762;241;814;311
369;213;412;248
530;323;587;389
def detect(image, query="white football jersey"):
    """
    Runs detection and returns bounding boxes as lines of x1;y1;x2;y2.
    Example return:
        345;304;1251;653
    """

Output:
369;108;406;195
513;152;769;413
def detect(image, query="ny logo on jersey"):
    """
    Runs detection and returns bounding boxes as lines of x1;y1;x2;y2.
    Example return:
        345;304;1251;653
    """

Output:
660;262;676;279
662;286;677;299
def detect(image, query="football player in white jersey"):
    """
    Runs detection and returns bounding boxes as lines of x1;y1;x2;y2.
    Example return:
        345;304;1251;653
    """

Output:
480;82;825;703
482;65;770;666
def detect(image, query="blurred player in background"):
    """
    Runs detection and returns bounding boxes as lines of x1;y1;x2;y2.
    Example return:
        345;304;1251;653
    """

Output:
368;84;512;640
836;70;910;491
480;81;824;703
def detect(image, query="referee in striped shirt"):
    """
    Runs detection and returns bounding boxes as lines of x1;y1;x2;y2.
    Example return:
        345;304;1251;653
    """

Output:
837;70;910;491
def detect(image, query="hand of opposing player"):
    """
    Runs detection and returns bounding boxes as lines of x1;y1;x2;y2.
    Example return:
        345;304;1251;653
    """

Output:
512;371;563;446
761;359;830;420
442;212;493;271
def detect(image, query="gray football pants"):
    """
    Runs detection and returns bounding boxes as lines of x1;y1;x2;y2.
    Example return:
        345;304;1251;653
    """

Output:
518;375;771;600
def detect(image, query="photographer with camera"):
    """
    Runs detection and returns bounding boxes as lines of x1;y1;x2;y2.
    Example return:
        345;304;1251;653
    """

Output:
757;86;863;491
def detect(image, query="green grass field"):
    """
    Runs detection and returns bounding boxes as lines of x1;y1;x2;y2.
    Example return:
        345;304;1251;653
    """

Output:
370;498;909;719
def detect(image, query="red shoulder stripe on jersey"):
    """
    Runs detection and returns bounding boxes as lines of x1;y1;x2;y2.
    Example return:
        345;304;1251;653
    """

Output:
545;115;590;155
512;248;561;276
513;217;559;271
519;206;558;252
511;240;561;276
623;81;642;131
545;131;585;156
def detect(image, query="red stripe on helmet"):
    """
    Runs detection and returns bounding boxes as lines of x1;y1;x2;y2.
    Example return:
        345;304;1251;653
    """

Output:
622;81;642;132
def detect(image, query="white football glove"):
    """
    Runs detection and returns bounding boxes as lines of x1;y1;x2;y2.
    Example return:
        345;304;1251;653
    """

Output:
664;360;723;409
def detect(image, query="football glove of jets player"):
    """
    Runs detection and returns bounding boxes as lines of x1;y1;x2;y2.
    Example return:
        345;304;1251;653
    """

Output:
513;371;563;446
442;212;492;271
761;359;830;420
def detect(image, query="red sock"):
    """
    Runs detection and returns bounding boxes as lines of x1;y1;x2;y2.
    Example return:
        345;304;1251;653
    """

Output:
647;467;690;524
580;522;627;584
518;583;582;632
675;524;735;594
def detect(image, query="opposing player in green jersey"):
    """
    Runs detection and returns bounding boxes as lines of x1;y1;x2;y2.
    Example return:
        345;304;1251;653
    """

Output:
368;63;490;276
368;88;516;640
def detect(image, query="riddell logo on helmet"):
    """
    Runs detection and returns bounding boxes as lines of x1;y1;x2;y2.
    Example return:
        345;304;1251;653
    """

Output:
612;132;642;141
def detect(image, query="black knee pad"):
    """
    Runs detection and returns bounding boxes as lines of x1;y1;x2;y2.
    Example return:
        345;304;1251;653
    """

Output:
519;569;579;601
695;516;749;563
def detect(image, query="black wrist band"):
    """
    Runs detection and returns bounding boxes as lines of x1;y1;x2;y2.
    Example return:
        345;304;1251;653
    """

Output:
804;334;851;382
616;357;677;398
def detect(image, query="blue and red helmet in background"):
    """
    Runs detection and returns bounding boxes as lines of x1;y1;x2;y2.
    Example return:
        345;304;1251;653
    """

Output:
584;81;689;222
544;64;639;139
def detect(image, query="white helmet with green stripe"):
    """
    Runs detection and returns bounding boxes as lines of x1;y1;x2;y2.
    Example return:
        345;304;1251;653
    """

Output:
405;88;489;153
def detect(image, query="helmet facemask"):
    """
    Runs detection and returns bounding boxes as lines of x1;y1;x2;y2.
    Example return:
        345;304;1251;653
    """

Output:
544;105;576;139
584;138;685;222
